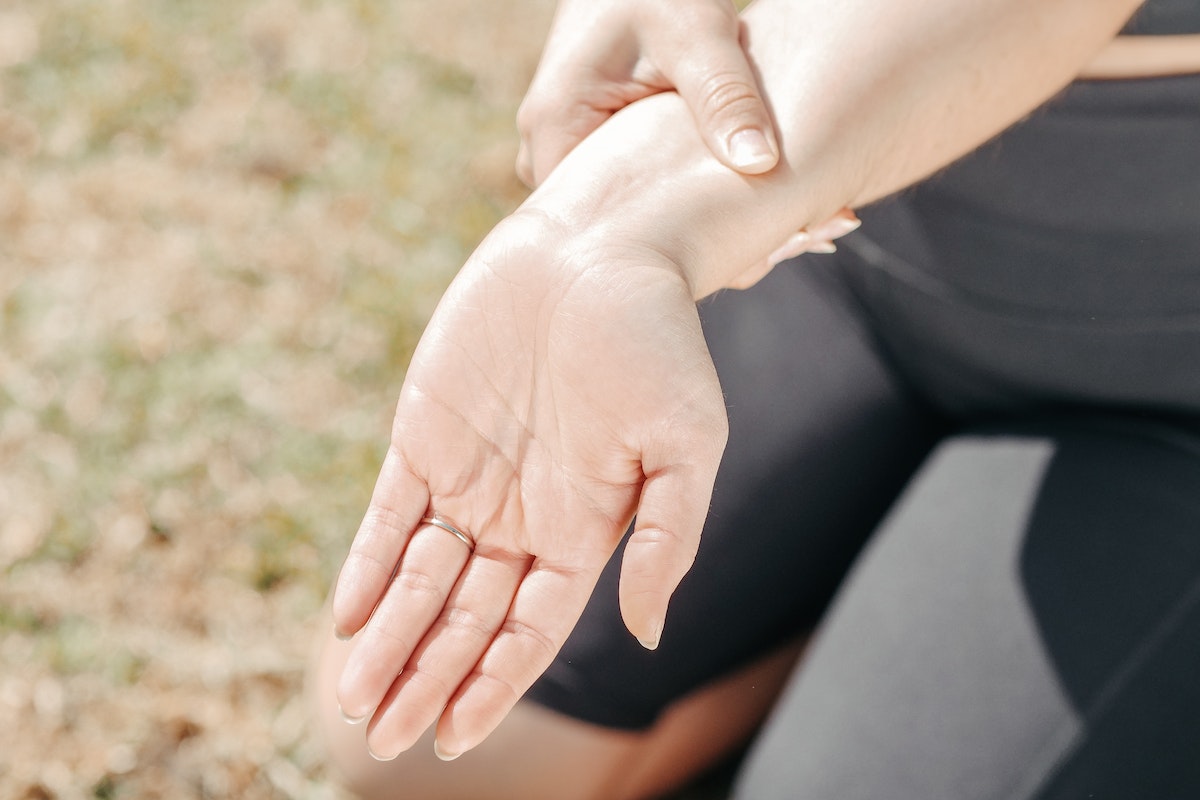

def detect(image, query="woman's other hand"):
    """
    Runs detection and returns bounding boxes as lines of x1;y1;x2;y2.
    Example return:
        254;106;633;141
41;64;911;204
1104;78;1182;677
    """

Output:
731;208;861;290
330;210;728;761
516;0;779;186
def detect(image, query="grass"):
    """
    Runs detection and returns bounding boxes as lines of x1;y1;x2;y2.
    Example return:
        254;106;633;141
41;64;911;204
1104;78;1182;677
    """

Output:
1;1;546;796
0;1;743;797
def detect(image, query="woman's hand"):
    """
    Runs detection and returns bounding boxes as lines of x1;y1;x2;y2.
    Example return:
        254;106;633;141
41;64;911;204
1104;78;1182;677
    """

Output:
330;210;728;760
730;207;861;289
517;0;779;186
517;0;858;268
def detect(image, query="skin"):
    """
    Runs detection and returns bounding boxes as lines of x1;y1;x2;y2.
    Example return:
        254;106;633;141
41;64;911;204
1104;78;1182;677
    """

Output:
315;626;808;800
515;0;862;266
516;0;783;183
1081;33;1200;77
318;0;1150;795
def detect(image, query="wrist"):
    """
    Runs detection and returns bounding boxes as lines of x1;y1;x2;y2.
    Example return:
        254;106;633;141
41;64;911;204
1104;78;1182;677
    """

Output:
520;92;834;299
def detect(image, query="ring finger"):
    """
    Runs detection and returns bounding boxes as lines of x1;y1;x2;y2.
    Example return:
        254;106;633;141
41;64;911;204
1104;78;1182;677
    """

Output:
336;515;476;723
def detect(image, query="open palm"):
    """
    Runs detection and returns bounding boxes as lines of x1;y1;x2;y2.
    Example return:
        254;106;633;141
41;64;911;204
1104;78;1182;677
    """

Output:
331;211;728;760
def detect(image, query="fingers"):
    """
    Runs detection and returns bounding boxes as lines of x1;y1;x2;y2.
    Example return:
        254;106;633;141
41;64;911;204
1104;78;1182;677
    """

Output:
765;211;862;262
727;209;861;290
338;510;610;761
517;88;624;188
433;559;602;759
515;138;535;189
362;545;530;759
332;445;429;638
615;293;728;649
516;1;643;189
667;17;778;174
515;2;778;184
617;458;722;650
336;518;474;725
807;208;862;247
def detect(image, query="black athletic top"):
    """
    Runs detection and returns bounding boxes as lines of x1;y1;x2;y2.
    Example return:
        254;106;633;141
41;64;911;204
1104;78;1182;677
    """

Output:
1123;0;1200;34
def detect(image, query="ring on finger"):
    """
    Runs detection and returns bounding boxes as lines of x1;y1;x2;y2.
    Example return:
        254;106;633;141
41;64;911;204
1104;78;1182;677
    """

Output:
420;514;475;551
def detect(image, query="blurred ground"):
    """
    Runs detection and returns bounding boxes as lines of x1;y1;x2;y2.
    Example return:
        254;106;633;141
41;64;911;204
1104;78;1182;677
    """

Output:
0;1;552;796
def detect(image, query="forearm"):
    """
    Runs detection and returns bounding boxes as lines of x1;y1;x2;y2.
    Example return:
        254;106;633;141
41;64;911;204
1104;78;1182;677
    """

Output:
522;0;1144;298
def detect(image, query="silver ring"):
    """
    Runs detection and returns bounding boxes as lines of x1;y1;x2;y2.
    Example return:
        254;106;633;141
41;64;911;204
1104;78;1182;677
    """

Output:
421;515;475;550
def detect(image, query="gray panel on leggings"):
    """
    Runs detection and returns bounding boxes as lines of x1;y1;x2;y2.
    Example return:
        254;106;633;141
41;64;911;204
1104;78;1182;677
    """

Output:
734;438;1082;800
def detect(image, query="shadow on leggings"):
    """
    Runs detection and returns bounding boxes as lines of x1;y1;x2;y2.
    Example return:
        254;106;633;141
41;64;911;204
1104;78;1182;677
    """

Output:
732;416;1200;800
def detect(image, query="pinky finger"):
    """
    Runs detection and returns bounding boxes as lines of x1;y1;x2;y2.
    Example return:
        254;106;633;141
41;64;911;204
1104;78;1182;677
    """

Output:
332;447;430;638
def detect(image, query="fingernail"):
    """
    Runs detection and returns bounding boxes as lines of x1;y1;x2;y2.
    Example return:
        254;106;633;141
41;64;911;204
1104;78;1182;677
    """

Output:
766;232;811;266
638;619;663;651
434;740;461;762
808;241;838;254
814;215;862;240
339;705;368;725
728;128;776;173
334;627;354;642
368;745;400;762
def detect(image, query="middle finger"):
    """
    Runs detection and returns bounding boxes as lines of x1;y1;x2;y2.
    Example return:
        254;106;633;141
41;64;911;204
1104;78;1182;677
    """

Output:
336;517;474;722
363;543;531;759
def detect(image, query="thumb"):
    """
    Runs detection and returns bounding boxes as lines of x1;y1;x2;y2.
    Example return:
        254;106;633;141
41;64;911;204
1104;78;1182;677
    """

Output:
619;458;722;650
668;20;778;175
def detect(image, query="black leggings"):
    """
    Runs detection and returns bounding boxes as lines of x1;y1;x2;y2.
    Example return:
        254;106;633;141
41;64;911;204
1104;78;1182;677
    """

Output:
526;74;1200;797
733;416;1200;799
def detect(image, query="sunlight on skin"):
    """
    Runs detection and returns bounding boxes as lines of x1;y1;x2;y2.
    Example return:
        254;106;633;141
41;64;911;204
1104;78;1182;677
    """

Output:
1081;34;1200;77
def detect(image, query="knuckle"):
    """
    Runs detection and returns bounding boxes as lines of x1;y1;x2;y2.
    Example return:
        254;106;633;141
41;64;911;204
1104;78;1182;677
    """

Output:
437;606;495;642
360;504;406;540
499;618;558;665
697;71;763;124
653;526;700;563
365;610;416;651
470;669;522;708
339;550;392;585
390;567;444;603
515;107;533;140
635;524;689;551
628;526;699;580
515;94;547;139
515;157;535;190
403;664;455;700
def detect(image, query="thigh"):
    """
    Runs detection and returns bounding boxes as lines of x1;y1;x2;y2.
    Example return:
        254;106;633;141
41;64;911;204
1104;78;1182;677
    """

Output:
733;418;1200;800
526;255;942;730
313;612;805;800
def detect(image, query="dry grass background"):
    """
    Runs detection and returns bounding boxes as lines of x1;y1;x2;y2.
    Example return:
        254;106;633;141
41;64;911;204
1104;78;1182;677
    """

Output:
0;0;556;796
